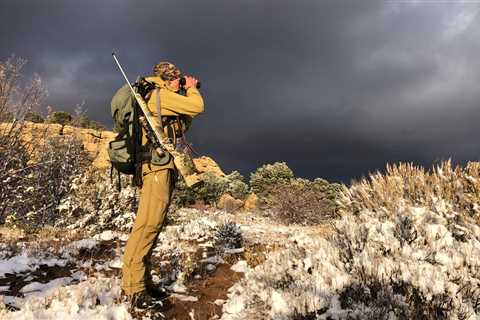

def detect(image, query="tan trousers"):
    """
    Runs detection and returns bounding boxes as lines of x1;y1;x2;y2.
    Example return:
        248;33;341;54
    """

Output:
121;164;174;295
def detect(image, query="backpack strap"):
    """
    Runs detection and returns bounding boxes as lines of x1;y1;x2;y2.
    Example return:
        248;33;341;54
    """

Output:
110;165;114;185
155;88;165;134
117;170;122;191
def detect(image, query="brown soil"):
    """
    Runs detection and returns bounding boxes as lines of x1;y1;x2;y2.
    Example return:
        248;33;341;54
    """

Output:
162;263;243;320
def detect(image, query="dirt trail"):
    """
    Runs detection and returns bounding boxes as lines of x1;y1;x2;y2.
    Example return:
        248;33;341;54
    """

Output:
162;263;243;320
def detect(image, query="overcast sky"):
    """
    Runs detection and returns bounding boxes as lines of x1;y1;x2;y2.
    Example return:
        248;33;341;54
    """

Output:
1;0;479;182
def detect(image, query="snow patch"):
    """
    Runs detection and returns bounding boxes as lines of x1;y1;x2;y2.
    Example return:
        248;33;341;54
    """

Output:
230;260;249;273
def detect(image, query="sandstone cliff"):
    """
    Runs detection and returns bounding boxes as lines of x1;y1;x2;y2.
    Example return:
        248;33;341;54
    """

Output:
1;122;224;175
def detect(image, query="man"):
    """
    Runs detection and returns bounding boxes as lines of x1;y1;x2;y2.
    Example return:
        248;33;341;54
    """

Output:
121;61;204;309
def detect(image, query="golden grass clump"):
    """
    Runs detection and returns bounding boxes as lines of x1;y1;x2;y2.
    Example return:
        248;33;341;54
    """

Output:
340;160;480;221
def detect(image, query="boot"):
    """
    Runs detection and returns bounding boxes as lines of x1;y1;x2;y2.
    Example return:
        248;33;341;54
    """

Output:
127;290;161;311
146;285;169;300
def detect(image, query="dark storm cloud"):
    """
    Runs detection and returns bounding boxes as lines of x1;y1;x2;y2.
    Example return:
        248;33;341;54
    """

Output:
1;0;480;182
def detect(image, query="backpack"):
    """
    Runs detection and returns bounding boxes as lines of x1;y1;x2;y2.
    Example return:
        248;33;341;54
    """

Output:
107;83;141;176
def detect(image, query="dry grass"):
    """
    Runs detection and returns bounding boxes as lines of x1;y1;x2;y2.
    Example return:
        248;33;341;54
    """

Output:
341;160;480;221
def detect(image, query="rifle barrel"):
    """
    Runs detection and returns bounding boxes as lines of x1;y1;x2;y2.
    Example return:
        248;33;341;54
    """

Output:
112;52;136;93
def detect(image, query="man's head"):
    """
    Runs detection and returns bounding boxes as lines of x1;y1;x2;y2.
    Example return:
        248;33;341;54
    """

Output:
153;61;181;81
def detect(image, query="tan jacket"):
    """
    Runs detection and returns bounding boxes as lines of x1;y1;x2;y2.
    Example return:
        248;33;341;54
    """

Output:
141;76;204;172
145;76;204;117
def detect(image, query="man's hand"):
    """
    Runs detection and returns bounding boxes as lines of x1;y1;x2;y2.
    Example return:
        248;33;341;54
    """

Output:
184;76;198;89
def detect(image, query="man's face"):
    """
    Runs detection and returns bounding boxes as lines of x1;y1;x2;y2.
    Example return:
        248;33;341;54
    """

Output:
168;77;181;91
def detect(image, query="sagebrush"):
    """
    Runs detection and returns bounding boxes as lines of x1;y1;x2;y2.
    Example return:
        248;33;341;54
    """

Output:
172;171;248;207
222;161;480;319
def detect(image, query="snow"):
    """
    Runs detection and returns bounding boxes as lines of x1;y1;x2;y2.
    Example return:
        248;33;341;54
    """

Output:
20;277;73;296
230;261;249;273
224;248;244;254
168;282;188;294
0;253;67;277
95;230;116;241
223;293;245;315
270;291;289;317
0;277;131;320
68;239;98;255
109;257;123;269
170;293;198;302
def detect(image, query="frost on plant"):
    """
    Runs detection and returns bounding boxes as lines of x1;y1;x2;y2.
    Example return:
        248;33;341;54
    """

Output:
2;134;90;228
215;221;243;251
55;168;136;233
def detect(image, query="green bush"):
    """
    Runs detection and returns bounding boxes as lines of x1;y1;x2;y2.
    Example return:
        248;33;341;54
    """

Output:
249;162;294;202
172;171;248;207
46;111;72;126
24;111;45;123
225;171;249;200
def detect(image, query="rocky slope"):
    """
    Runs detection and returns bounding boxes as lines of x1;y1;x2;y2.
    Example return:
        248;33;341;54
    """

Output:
1;122;224;175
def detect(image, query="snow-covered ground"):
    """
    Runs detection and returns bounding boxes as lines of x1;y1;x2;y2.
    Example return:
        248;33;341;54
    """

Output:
0;208;320;320
4;182;479;320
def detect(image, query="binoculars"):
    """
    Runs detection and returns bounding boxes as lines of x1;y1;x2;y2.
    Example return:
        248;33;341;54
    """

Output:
179;76;201;89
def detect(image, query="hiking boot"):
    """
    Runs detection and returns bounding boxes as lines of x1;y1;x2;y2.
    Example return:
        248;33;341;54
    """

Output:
127;290;161;311
146;285;169;300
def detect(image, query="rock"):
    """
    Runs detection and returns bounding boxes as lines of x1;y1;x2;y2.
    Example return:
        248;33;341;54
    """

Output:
0;122;115;170
62;125;115;169
206;264;216;272
217;194;244;212
2;123;227;175
193;156;225;177
243;193;259;211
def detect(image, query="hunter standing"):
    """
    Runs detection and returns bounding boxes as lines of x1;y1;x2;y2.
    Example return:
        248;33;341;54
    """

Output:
120;62;204;308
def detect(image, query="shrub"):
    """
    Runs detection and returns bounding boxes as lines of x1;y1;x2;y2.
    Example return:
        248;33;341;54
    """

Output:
223;161;480;319
270;178;342;225
249;162;294;200
172;171;248;207
340;160;480;219
3;135;90;228
55;168;137;233
46;111;72;126
215;221;243;251
24;111;45;123
225;171;249;200
0;56;47;225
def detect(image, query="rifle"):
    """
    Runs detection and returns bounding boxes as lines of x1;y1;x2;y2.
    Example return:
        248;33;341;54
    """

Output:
112;52;203;187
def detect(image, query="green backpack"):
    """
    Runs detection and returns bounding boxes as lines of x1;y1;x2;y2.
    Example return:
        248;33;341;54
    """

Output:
107;83;140;175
